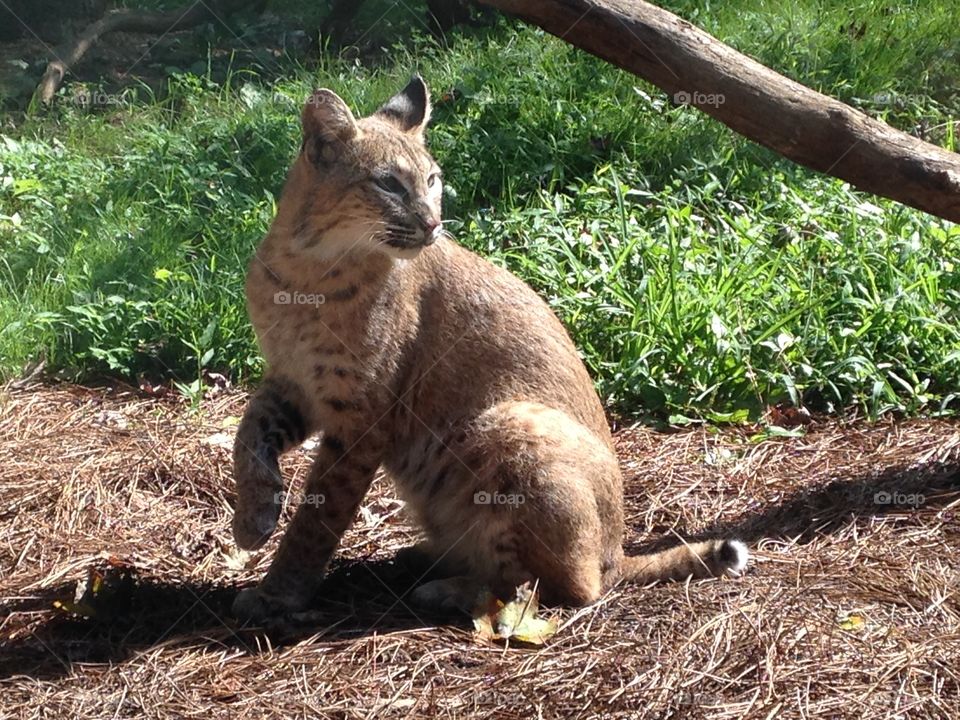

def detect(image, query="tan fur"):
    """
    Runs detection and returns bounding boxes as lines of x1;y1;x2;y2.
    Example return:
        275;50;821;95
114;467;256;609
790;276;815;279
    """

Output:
231;77;747;620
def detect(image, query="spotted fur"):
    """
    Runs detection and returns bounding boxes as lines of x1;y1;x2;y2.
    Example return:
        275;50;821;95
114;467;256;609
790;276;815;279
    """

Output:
231;77;748;620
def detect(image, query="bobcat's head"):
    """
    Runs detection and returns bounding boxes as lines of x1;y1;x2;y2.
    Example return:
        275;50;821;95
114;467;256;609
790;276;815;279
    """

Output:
285;76;444;260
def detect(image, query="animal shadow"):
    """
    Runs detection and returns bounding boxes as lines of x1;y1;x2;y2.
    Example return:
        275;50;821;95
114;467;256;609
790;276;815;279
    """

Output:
0;554;455;682
630;459;959;555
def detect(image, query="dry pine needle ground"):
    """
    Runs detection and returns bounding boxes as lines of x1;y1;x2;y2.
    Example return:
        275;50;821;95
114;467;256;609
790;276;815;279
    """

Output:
0;383;958;719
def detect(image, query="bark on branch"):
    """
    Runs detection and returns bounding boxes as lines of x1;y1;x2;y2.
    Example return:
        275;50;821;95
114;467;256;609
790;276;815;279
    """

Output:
479;0;960;223
32;1;248;108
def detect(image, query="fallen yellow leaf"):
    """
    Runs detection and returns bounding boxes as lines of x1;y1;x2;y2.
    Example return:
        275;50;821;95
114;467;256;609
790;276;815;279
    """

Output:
472;582;558;646
839;613;865;631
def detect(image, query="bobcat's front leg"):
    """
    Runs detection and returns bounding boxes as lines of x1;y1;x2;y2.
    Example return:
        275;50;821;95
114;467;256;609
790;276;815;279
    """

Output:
232;422;385;620
232;376;312;550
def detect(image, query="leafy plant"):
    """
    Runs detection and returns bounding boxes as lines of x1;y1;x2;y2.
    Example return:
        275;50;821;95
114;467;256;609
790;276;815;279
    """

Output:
0;1;958;420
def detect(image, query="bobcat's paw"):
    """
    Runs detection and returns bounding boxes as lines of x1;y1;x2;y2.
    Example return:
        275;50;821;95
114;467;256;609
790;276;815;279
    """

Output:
232;499;281;551
232;586;307;622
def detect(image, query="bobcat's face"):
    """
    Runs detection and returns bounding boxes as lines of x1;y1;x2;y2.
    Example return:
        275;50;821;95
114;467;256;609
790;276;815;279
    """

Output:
290;77;443;260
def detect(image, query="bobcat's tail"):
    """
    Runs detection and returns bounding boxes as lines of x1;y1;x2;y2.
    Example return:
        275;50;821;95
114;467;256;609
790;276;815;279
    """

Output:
620;539;748;585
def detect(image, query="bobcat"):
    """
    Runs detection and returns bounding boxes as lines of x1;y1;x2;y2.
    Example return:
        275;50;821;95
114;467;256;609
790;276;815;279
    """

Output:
231;76;747;620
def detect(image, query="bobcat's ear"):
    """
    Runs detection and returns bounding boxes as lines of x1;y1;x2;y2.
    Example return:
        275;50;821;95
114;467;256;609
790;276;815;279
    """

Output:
301;89;358;160
374;75;431;136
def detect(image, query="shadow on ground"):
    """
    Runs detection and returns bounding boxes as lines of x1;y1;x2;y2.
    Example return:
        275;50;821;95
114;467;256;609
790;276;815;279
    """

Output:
4;460;957;682
0;555;459;682
629;460;960;555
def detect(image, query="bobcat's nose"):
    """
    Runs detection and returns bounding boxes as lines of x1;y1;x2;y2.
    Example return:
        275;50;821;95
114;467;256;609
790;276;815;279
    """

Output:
422;219;441;245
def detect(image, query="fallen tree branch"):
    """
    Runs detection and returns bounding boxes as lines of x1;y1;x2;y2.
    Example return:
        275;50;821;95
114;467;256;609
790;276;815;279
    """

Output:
479;0;960;223
31;1;247;108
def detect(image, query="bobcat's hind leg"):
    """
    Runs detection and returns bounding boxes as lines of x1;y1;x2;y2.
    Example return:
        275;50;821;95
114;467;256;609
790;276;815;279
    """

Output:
232;376;312;550
398;401;617;610
463;401;617;607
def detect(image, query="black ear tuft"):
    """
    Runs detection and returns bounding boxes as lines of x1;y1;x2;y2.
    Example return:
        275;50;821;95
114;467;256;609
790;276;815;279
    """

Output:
374;75;431;134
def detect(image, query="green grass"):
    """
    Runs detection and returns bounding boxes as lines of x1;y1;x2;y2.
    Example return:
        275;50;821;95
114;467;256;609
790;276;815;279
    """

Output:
0;0;958;419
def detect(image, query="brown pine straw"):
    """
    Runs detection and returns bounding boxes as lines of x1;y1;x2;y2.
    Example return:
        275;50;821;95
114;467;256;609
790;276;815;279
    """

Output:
0;382;957;719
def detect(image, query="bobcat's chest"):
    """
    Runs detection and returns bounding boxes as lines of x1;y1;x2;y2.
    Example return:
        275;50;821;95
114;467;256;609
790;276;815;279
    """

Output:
246;256;411;424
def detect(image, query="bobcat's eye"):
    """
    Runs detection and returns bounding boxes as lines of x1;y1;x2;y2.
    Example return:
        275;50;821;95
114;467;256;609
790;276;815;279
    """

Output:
374;175;407;196
427;172;441;189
